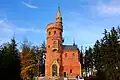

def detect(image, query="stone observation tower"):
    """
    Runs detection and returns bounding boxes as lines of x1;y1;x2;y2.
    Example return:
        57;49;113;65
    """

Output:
45;7;81;79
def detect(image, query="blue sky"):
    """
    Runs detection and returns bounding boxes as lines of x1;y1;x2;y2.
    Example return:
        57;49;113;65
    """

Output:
0;0;120;49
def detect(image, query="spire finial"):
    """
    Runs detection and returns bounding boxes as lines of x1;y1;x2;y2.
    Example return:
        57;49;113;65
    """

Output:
58;0;60;8
73;39;75;46
56;0;62;23
56;7;61;19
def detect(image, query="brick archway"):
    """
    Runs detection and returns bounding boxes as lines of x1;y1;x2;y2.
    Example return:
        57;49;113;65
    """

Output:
50;60;60;77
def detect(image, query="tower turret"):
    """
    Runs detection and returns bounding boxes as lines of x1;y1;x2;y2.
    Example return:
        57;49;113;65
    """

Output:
46;7;63;52
45;7;63;77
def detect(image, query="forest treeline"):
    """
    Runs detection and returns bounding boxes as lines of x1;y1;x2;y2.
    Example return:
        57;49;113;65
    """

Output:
0;39;46;80
0;26;120;80
81;27;120;80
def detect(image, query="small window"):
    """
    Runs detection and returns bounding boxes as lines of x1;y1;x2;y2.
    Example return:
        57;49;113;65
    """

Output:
53;49;57;52
60;32;62;36
57;59;59;62
65;53;67;57
72;53;75;57
53;41;57;47
49;32;51;35
48;45;50;48
54;31;56;35
70;69;72;73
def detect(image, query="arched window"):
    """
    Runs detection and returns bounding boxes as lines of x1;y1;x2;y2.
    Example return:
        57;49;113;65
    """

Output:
48;45;50;48
72;53;75;57
54;31;56;35
53;49;57;52
70;69;72;73
48;31;51;35
60;32;62;36
65;53;67;57
53;41;57;47
52;64;57;76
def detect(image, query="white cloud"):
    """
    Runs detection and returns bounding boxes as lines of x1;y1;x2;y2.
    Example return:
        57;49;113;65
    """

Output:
21;1;39;9
0;20;42;33
17;27;42;33
0;20;4;23
96;0;120;15
0;19;44;44
97;4;120;15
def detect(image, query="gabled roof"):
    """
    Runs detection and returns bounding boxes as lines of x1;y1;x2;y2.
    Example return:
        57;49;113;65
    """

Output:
62;45;78;50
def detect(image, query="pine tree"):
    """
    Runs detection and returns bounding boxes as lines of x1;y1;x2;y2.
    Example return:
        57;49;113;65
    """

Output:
88;47;94;76
0;38;21;80
80;46;84;76
36;41;46;76
84;49;89;76
93;27;120;80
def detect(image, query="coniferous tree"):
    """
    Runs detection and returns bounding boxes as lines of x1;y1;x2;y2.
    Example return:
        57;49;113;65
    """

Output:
88;47;94;76
93;40;101;72
36;41;46;76
80;50;84;69
80;46;84;76
84;49;89;76
0;38;21;80
93;27;120;80
84;47;94;76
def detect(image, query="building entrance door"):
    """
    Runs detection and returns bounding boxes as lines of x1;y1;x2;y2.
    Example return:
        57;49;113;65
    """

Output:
52;64;57;76
64;72;66;77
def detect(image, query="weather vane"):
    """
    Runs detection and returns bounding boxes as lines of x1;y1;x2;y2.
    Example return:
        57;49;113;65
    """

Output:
58;0;60;8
